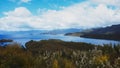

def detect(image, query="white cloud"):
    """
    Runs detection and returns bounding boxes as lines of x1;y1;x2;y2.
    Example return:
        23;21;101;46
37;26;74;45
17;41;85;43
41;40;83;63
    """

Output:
0;1;120;31
89;0;120;7
3;7;31;17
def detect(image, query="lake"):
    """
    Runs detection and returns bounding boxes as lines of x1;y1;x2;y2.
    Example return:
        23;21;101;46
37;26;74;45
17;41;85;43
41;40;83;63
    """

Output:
0;34;119;47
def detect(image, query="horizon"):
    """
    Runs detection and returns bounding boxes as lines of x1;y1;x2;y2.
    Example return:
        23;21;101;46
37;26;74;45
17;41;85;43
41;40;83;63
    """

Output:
0;0;120;31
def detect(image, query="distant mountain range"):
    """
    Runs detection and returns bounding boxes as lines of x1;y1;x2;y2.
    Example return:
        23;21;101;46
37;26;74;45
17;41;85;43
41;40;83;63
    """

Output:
0;28;81;35
0;28;82;39
65;24;120;41
41;28;82;35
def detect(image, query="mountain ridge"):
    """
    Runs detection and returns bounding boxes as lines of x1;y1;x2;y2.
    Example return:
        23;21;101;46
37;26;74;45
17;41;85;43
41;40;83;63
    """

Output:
65;24;120;41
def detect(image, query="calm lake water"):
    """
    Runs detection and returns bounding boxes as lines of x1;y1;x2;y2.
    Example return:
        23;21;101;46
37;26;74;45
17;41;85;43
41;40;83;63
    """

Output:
1;34;119;46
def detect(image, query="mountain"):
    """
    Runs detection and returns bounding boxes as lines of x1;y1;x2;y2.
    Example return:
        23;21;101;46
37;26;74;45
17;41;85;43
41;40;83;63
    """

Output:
41;28;82;35
0;30;49;39
0;28;82;39
65;24;120;41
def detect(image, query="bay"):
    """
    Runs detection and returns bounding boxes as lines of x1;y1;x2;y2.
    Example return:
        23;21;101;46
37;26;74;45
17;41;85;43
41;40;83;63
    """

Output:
0;34;119;47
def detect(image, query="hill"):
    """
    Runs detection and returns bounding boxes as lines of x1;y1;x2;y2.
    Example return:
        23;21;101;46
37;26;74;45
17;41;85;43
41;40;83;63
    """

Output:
65;24;120;41
0;39;120;68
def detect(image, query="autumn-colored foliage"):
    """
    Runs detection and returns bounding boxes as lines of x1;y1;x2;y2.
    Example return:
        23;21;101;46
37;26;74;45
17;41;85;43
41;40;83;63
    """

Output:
0;43;33;68
0;39;120;68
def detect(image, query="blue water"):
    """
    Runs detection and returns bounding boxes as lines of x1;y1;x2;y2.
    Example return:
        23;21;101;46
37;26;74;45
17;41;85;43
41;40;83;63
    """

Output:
0;34;120;47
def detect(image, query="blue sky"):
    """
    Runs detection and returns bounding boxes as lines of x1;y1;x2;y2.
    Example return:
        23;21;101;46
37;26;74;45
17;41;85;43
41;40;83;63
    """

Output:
0;0;85;16
0;0;120;31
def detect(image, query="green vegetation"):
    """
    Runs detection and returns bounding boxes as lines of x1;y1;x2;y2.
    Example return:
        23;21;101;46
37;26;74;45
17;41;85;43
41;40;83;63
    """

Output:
0;39;120;68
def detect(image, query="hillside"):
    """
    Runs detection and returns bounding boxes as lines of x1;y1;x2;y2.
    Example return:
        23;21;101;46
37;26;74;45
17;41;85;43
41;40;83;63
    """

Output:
0;39;120;68
65;24;120;41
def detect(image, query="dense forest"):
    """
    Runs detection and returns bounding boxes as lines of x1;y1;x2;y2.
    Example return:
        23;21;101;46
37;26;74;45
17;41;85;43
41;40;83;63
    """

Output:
0;39;120;68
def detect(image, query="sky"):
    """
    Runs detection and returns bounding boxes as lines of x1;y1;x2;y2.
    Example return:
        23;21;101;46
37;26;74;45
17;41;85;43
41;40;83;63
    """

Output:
0;0;120;31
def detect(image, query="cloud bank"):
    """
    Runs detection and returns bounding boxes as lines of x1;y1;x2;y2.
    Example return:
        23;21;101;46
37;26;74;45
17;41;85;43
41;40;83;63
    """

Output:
0;0;120;31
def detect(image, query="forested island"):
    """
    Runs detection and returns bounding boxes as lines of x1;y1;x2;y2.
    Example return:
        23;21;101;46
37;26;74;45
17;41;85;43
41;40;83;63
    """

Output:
0;39;120;68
